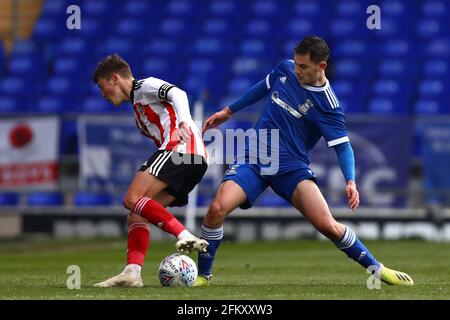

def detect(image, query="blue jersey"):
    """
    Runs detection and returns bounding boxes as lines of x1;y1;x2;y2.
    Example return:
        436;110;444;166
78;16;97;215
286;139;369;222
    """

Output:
247;59;349;168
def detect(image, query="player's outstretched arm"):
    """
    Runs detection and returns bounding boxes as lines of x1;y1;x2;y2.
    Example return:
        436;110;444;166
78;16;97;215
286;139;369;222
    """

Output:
203;78;269;132
333;141;359;211
203;107;233;132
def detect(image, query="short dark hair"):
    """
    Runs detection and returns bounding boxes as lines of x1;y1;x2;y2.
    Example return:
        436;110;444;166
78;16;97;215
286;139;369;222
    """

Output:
92;54;132;84
294;35;330;64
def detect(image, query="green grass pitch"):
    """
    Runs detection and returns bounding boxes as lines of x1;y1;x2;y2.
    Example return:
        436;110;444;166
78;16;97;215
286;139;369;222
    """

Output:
0;238;449;300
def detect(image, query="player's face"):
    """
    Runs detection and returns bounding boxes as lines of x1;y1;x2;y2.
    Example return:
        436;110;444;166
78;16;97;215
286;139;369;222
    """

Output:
294;54;324;85
97;76;123;106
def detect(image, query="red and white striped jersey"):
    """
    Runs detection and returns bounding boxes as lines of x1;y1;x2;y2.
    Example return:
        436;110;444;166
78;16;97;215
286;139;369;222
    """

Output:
130;77;208;160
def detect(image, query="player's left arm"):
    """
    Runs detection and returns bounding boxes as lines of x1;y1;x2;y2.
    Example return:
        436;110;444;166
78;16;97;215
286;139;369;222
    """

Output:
333;141;359;211
143;77;193;143
314;102;359;211
165;86;192;143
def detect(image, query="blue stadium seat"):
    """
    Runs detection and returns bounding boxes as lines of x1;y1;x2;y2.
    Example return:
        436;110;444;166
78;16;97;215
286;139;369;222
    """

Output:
8;55;44;77
87;82;101;96
95;37;137;63
285;19;313;38
422;0;448;18
292;0;320;17
41;0;70;17
35;96;66;113
333;40;368;58
422;60;448;78
12;40;39;55
74;192;113;206
370;78;411;114
166;0;205;17
373;79;402;97
141;57;181;83
372;18;409;38
329;18;364;38
380;0;412;17
77;17;108;38
124;0;158;17
0;77;29;99
245;19;272;37
378;59;413;78
0;96;21;113
53;56;84;77
209;0;244;18
159;18;192;37
417;19;445;38
81;96;111;113
331;79;366;113
0;192;20;206
240;39;272;58
81;0;109;17
58;38;90;57
192;38;232;57
335;0;363;17
227;77;254;97
116;18;149;38
27;192;64;206
183;75;207;98
368;97;409;115
378;39;414;57
231;57;270;79
424;39;450;57
45;76;83;99
141;38;184;58
282;39;301;57
332;59;362;78
202;19;232;38
418;79;446;99
33;18;66;39
251;0;280;18
414;99;449;115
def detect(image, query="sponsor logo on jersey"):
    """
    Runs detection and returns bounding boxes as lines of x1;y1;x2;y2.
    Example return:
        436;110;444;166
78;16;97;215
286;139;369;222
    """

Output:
271;91;302;119
280;76;287;84
299;99;314;114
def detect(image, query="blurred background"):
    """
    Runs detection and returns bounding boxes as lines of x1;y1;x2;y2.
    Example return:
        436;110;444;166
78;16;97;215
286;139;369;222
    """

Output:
0;0;449;242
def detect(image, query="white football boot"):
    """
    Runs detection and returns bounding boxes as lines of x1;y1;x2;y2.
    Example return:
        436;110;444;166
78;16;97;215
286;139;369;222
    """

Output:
94;272;143;288
175;237;209;255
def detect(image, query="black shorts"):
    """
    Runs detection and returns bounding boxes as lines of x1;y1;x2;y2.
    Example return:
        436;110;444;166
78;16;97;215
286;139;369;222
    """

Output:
139;150;208;207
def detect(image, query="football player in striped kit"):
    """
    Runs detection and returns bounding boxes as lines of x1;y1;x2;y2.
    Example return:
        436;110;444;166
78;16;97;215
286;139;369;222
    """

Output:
92;54;208;288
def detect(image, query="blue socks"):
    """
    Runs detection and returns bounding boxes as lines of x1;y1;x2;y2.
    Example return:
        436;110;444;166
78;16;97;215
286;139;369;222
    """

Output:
198;225;223;277
334;226;380;270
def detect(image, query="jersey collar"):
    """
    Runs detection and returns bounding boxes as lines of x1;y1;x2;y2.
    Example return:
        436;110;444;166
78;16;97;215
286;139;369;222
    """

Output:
130;79;137;104
300;79;330;92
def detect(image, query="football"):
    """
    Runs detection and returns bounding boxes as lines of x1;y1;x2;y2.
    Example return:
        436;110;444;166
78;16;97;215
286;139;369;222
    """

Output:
158;253;198;287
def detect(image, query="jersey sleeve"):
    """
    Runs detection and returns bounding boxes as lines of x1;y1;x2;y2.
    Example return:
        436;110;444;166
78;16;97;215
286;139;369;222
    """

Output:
141;77;176;102
266;59;293;90
314;107;349;147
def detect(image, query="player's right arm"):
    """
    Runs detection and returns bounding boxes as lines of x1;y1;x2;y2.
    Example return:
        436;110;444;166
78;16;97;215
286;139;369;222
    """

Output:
203;60;289;132
203;79;269;132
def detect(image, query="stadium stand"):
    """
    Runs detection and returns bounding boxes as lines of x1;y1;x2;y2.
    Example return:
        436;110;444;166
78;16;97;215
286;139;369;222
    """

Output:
0;0;449;216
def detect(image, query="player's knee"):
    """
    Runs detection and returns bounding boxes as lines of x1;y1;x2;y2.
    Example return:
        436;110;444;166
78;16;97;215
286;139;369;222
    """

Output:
208;200;227;221
123;194;140;211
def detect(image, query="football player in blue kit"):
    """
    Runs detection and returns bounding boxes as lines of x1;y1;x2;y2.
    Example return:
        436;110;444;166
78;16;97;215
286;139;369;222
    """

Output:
195;36;414;287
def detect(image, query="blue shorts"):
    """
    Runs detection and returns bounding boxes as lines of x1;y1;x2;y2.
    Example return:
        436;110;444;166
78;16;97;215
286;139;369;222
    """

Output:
222;162;316;209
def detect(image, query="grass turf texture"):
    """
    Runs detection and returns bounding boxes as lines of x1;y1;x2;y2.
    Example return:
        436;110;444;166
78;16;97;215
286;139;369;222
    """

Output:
0;238;448;300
